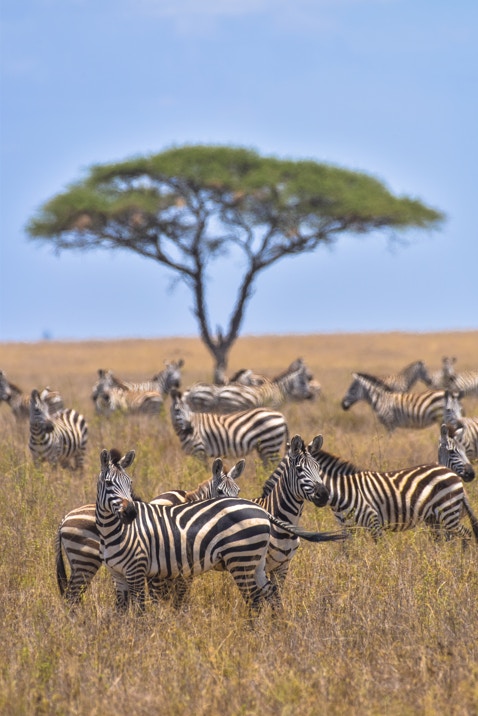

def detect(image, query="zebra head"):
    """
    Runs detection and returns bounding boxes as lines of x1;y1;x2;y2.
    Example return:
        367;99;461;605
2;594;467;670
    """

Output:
29;389;55;432
442;356;458;388
444;390;465;425
97;448;138;524
280;361;317;401
438;423;475;483
287;434;330;507
414;360;433;387
0;371;12;402
211;457;244;498
153;359;184;395
170;389;194;435
341;372;390;410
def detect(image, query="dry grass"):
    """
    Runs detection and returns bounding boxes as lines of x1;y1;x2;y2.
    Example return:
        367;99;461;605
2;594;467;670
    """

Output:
1;332;478;716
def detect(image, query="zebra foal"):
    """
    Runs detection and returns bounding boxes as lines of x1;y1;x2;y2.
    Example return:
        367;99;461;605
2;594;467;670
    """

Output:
308;435;478;545
341;372;446;432
56;458;244;604
170;389;288;465
29;389;88;471
96;449;345;614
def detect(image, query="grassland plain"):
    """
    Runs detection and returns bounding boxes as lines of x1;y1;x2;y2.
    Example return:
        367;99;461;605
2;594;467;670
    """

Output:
1;332;478;716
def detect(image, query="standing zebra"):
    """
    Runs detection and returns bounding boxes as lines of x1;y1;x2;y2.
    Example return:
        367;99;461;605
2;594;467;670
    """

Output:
444;391;478;461
55;457;244;604
91;360;183;414
170;389;288;465
94;387;165;416
0;370;63;420
29;389;88;471
374;360;432;392
308;434;478;544
341;372;446;431
442;357;478;397
183;358;316;414
95;448;345;613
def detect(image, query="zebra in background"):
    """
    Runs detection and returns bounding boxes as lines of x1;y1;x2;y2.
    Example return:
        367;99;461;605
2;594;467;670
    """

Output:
29;389;88;471
0;370;64;420
341;372;446;432
95;448;344;613
94;387;165;416
170;389;288;465
91;360;184;414
183;358;317;414
373;360;432;392
56;457;244;604
442;357;478;397
308;434;478;544
444;391;478;461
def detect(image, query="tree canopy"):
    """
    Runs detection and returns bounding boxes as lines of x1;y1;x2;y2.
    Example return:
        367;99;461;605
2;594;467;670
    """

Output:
27;144;444;381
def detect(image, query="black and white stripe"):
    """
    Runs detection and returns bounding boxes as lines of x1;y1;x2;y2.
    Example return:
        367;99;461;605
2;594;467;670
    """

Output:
375;360;432;392
0;370;63;420
184;358;316;414
444;390;478;461
170;389;288;465
308;435;478;543
442;357;478;397
341;372;445;431
29;389;88;470
56;458;244;604
95;449;343;613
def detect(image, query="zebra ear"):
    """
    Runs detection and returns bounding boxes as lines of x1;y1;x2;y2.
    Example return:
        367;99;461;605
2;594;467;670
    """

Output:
289;435;304;457
100;449;109;469
120;450;136;469
309;435;324;453
440;424;448;442
230;459;246;480
212;457;224;478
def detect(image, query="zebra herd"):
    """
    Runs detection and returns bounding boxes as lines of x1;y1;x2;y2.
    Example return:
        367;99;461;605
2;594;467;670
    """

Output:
1;352;478;617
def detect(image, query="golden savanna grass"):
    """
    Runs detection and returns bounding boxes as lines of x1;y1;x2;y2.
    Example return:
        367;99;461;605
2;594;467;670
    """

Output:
1;332;478;716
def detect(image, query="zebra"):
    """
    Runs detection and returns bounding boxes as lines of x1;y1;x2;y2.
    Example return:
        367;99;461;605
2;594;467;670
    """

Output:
91;360;184;414
55;457;244;604
0;370;64;420
29;389;88;471
170;389;288;465
95;448;345;613
444;390;478;461
341;372;446;432
442;357;478;397
374;360;432;392
438;422;475;481
183;358;316;414
94;387;165;416
308;434;478;544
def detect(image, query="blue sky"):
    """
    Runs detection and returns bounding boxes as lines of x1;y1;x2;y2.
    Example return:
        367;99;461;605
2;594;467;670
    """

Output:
1;0;477;342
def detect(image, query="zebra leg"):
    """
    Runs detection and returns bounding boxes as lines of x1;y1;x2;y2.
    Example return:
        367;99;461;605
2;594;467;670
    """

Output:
65;562;102;604
148;577;174;603
171;575;193;610
364;511;384;541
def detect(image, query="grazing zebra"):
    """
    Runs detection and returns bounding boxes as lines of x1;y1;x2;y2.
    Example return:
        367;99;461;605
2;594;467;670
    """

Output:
29;389;88;471
374;360;432;392
341;372;446;432
0;370;63;420
91;360;184;414
442;357;478;397
170;389;288;465
444;391;478;461
94;387;165;416
55;457;244;604
308;434;478;544
95;448;345;613
183;358;316;414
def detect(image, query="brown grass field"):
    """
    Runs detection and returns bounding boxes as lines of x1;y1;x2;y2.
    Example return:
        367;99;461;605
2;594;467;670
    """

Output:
1;331;478;716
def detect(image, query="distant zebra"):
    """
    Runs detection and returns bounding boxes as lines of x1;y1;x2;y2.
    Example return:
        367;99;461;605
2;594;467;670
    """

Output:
0;370;63;420
94;387;165;416
95;448;345;613
183;358;316;414
444;390;478;461
442;357;478;397
341;372;446;431
170;389;288;465
308;435;478;544
56;457;244;604
375;360;432;392
29;389;88;471
91;360;183;414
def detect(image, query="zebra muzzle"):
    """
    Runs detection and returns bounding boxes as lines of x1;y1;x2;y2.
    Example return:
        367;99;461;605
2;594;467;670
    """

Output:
311;485;330;508
119;501;138;524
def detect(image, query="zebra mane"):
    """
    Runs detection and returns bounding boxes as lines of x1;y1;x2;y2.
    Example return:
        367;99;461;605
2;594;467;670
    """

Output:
109;448;123;465
356;372;394;392
272;359;304;382
260;458;287;498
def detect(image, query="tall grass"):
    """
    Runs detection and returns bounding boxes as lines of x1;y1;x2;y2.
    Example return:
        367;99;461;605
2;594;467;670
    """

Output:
1;332;477;715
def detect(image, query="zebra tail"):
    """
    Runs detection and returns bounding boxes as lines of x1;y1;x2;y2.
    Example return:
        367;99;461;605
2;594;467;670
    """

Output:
463;495;478;543
269;514;348;543
55;530;68;596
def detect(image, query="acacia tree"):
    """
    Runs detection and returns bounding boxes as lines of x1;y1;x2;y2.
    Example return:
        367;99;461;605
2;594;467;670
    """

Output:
27;145;444;382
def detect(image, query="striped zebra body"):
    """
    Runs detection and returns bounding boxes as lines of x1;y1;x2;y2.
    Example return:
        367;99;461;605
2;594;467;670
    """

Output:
184;359;316;414
341;372;445;431
96;449;343;613
377;360;432;392
308;435;478;543
444;391;478;461
92;360;183;414
170;389;288;465
443;358;478;397
29;389;88;470
55;458;244;604
0;371;63;420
